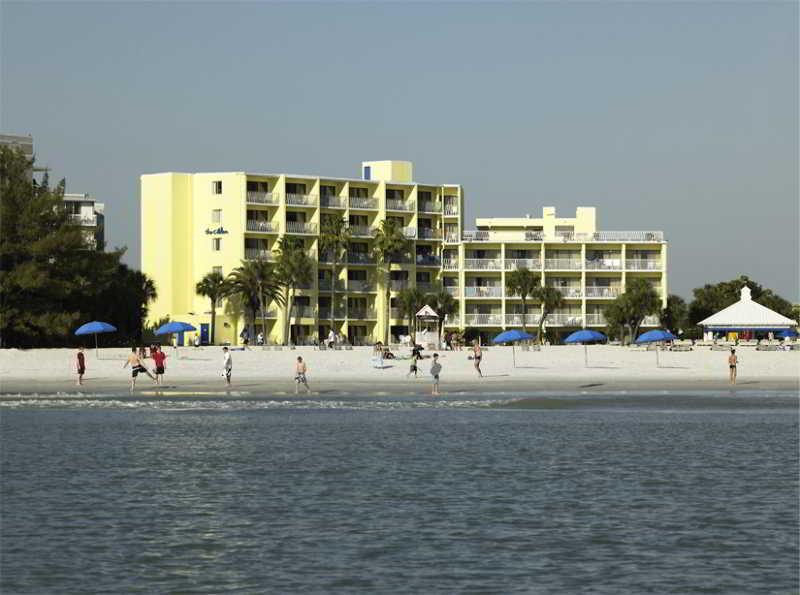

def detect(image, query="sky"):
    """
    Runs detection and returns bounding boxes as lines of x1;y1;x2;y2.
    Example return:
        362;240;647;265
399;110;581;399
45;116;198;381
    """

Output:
2;1;797;300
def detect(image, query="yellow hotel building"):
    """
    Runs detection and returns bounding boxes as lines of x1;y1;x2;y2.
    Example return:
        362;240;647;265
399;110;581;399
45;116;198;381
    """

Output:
141;160;667;345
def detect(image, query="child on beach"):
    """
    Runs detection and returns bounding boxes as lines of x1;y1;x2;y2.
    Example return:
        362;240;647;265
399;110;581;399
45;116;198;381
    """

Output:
76;347;85;386
222;347;232;385
430;353;442;396
295;356;311;394
123;346;156;392
152;345;167;385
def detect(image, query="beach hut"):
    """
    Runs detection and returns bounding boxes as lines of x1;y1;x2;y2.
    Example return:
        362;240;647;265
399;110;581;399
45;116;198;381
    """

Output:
415;305;440;348
698;286;797;341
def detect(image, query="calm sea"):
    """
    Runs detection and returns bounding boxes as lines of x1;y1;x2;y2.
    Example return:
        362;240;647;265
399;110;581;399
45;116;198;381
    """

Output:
1;392;798;594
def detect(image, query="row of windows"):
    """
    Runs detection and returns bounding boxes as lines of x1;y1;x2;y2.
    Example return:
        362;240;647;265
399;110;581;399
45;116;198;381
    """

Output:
215;180;449;202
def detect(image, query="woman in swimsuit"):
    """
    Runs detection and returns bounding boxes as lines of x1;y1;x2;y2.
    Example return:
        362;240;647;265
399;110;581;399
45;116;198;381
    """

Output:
472;340;483;378
728;348;738;385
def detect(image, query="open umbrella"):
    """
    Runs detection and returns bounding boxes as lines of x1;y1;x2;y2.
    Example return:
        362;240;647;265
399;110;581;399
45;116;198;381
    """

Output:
75;321;117;358
492;329;536;368
155;321;196;355
635;329;677;367
564;329;607;367
778;328;798;339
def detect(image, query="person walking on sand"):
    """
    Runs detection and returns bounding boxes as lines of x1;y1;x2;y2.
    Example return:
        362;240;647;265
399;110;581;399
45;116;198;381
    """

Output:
152;345;168;385
430;353;442;396
407;346;421;378
728;348;738;385
76;347;86;386
123;346;156;392
295;356;311;394
222;346;233;386
472;340;483;377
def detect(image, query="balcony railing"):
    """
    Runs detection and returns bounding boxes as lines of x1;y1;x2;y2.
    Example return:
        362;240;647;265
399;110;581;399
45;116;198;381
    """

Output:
444;286;460;297
349;196;378;210
505;258;540;270
444;316;461;327
347;252;375;265
444;204;459;216
505;313;542;325
464;258;502;270
348;309;377;320
246;191;277;205
445;232;460;243
442;259;460;271
551;287;583;298
318;308;347;320
626;259;662;271
585;314;607;326
286;193;318;207
458;230;663;243
246;220;274;233
416;254;441;266
285;221;317;234
245;248;272;260
418;228;442;240
349;225;376;238
390;279;409;291
585;286;621;298
318;279;346;291
419;201;443;213
585;259;622;270
464;313;503;326
389;254;414;265
545;259;582;270
402;227;417;239
254;309;278;319
545;314;584;326
386;198;415;212
68;214;97;226
416;283;435;294
641;315;661;326
347;280;376;292
320;195;346;209
593;231;663;242
464;286;503;298
290;306;317;319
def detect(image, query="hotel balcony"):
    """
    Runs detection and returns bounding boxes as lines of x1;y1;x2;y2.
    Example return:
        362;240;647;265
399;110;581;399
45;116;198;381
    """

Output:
349;225;376;238
444;204;459;216
347;280;376;292
348;308;377;320
545;259;582;270
464;286;503;298
246;220;275;233
244;248;272;260
585;259;622;270
318;308;346;320
461;230;663;243
464;313;503;326
347;252;375;265
386;198;415;212
442;258;460;271
585;286;621;298
254;309;278;319
419;201;443;213
444;315;461;327
286;193;318;207
68;214;98;226
320;195;346;209
318;279;346;292
290;306;317;319
626;259;662;271
444;286;460;297
505;258;541;271
390;307;404;319
389;254;414;265
444;232;460;243
585;314;607;326
246;191;277;205
349;196;378;210
505;313;542;326
390;279;409;291
464;258;503;271
418;228;442;240
546;314;584;326
285;221;317;235
416;254;441;267
552;287;583;298
416;282;435;294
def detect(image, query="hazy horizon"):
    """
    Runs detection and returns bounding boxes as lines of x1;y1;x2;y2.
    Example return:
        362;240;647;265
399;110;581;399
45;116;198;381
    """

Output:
2;2;797;300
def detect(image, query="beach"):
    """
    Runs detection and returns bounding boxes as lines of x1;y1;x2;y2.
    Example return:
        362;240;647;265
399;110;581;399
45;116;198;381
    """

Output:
1;345;797;395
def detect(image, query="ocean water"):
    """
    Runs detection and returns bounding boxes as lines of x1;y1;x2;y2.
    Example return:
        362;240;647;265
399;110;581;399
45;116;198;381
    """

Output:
1;392;798;594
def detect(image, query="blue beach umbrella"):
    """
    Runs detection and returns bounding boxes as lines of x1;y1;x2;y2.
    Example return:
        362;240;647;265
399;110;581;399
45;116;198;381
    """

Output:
493;329;536;368
155;321;196;354
635;329;677;367
564;329;607;367
75;321;117;357
778;329;799;339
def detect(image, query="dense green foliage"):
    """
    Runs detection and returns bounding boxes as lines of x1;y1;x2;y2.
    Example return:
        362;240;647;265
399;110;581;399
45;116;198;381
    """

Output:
372;220;412;343
319;215;351;335
276;237;313;345
0;147;157;347
534;286;564;343
226;259;284;342
687;275;794;325
397;287;426;341
195;271;229;344
603;279;661;343
660;294;688;334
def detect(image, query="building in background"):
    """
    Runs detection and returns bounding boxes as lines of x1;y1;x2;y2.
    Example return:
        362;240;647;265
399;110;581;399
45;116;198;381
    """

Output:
141;160;667;345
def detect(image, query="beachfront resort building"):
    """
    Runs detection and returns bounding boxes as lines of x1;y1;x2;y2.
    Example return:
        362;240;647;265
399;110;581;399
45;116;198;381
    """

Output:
141;161;667;345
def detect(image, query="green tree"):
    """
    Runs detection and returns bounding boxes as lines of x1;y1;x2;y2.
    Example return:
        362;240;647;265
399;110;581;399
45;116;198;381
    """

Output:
688;275;794;325
318;215;351;337
427;286;459;341
505;268;540;332
660;294;688;335
276;237;313;345
397;286;426;342
372;219;412;343
227;259;284;343
531;286;564;343
605;279;661;344
195;271;229;345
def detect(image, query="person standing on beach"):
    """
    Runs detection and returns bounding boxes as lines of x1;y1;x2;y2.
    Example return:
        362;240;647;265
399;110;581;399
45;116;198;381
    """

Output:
123;346;156;392
407;347;421;378
472;340;483;377
152;345;167;385
76;347;86;386
430;353;442;396
295;356;311;394
728;348;738;385
222;346;232;385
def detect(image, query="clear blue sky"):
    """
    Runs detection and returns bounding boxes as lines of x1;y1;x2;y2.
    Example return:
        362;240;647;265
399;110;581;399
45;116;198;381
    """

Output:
2;1;797;300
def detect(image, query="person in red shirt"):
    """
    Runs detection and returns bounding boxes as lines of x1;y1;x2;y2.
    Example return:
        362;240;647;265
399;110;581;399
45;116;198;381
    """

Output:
76;347;86;386
153;345;168;385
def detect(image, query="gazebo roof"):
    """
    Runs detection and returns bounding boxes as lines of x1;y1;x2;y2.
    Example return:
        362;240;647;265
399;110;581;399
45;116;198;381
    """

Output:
699;286;797;329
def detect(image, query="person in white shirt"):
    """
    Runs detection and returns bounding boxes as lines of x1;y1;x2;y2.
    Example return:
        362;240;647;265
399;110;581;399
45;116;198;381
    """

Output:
327;329;335;349
222;347;232;385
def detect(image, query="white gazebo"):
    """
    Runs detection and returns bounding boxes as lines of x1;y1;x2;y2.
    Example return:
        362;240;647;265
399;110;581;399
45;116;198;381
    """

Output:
415;305;440;348
698;286;797;340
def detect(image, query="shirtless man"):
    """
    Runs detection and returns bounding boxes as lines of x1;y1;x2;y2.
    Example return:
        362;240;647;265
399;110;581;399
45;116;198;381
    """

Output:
123;346;155;392
728;348;738;385
295;356;311;394
472;340;483;377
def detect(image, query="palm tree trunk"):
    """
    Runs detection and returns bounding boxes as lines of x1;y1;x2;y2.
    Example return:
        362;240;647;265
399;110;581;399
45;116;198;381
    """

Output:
259;292;267;349
521;296;528;332
210;298;216;345
282;287;290;345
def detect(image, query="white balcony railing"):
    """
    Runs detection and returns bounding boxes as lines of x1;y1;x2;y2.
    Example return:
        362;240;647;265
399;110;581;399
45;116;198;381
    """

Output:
290;306;317;319
390;280;409;291
458;230;664;243
416;255;441;267
416;283;435;294
347;252;375;265
245;248;272;260
551;286;583;298
254;309;278;319
505;258;540;270
545;314;584;326
419;201;443;213
444;316;461;327
318;279;346;291
464;313;503;326
286;193;318;207
464;258;502;270
593;231;663;242
505;313;542;326
418;228;442;240
285;221;317;234
626;259;662;271
320;195;346;209
585;314;607;326
443;259;460;271
545;259;583;270
246;191;277;205
68;214;97;226
386;198;415;212
445;232;460;243
246;220;274;233
318;308;347;320
349;225;376;238
444;204;459;216
585;286;621;298
347;280;376;292
444;286;460;297
585;259;623;270
349;196;378;210
464;286;503;298
348;309;377;320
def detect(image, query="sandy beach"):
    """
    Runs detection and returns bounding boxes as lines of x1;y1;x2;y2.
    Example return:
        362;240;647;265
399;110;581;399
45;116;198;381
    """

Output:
1;345;797;395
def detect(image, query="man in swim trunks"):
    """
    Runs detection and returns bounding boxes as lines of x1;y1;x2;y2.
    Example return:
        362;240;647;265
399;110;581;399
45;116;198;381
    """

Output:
222;346;232;385
295;356;311;394
152;345;167;385
430;353;442;396
728;348;738;385
76;347;86;386
472;340;483;377
123;346;155;392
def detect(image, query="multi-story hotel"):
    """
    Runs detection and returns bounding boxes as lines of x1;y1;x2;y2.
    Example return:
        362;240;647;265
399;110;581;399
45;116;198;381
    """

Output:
141;160;666;345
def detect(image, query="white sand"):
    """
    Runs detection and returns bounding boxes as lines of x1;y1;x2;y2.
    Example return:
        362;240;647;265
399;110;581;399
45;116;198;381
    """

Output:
1;345;798;394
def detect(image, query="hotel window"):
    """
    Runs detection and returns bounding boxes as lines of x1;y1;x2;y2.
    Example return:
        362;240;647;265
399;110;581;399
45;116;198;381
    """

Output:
320;185;336;197
418;190;432;201
286;182;307;195
386;188;404;200
212;209;222;223
349;186;368;198
212;181;223;195
213;238;222;251
247;181;268;192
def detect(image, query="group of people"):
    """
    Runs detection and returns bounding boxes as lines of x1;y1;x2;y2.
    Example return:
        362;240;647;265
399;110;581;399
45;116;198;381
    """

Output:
122;345;168;391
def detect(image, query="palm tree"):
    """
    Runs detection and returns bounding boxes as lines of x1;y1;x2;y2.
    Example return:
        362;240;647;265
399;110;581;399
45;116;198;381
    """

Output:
319;215;351;337
276;237;313;345
195;271;228;345
372;219;411;344
397;287;426;342
532;286;564;344
505;268;540;332
134;271;157;343
427;286;458;341
227;259;284;343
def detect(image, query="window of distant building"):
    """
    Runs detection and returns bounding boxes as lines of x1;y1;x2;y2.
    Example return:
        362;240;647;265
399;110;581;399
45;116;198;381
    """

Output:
247;180;268;192
417;190;432;201
349;186;368;198
286;182;307;195
212;209;222;223
320;185;336;197
213;238;222;251
212;181;223;195
362;166;371;180
386;188;404;200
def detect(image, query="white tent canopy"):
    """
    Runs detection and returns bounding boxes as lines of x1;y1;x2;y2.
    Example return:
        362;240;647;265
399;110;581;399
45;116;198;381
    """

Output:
416;305;439;319
699;286;797;330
